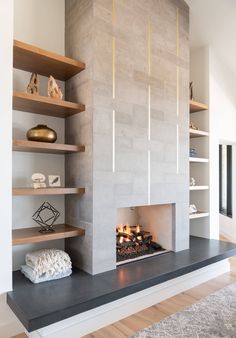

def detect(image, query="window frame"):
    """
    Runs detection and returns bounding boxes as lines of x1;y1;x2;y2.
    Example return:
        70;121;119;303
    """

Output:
219;144;232;218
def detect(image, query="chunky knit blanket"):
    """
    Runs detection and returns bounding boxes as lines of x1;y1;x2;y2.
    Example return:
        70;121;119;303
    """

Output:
25;249;72;279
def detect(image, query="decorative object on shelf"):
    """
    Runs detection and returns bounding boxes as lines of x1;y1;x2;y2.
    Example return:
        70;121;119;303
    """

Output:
189;81;194;100
31;173;47;189
189;121;199;130
48;175;61;187
21;249;72;284
27;124;57;143
190;177;196;186
32;201;60;233
189;204;198;214
48;75;63;100
26;73;39;95
190;148;197;157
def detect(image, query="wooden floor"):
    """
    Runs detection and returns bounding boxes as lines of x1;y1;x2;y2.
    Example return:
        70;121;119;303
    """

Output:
84;254;236;338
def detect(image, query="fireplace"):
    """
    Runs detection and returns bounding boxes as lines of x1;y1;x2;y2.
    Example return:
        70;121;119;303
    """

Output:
116;204;174;265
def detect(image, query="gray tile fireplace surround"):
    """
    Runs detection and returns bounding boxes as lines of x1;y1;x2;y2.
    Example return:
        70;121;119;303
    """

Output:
64;0;190;275
7;237;236;332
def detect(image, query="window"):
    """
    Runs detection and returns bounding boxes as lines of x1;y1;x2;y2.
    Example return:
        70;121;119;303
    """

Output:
219;145;232;217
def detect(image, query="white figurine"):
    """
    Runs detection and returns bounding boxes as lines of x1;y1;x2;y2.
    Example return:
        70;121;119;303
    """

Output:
189;204;198;214
31;173;47;189
190;177;196;186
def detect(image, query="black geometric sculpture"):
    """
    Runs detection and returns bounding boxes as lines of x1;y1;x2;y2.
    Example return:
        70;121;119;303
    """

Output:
32;201;60;233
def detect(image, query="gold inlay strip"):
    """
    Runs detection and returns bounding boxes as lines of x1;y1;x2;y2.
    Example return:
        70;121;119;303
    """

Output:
148;20;151;141
176;7;180;175
112;0;116;172
112;37;116;100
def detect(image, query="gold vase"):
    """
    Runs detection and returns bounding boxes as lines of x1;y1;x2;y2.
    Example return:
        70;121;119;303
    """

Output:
27;125;57;143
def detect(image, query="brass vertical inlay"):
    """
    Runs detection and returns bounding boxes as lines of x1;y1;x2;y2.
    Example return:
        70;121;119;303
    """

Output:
112;0;116;173
148;20;151;141
148;20;151;205
176;7;180;175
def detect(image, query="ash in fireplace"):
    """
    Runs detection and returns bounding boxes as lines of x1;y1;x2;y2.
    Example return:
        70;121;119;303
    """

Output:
116;224;165;263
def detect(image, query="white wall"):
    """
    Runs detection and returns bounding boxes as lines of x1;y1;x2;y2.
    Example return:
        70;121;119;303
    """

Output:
190;46;236;241
13;0;66;270
0;0;13;295
0;1;66;337
190;47;211;238
209;50;236;242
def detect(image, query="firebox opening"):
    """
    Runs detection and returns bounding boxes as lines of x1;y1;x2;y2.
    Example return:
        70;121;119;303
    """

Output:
116;204;174;265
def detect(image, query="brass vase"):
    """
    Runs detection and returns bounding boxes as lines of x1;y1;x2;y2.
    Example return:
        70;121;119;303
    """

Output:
27;125;57;143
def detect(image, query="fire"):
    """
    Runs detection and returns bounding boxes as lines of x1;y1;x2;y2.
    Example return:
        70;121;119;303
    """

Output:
137;236;142;240
117;224;124;233
136;225;141;233
124;224;131;235
119;236;124;244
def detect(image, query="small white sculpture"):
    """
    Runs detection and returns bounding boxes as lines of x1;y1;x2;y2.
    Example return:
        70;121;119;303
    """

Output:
31;173;47;189
190;177;196;186
189;204;198;214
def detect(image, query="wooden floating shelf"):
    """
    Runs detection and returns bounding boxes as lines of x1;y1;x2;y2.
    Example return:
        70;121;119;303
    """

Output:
190;100;208;113
189;157;209;163
12;187;85;196
13;91;85;118
189;212;209;220
189;128;209;138
13;139;85;154
13;40;85;81
189;186;209;191
12;224;85;246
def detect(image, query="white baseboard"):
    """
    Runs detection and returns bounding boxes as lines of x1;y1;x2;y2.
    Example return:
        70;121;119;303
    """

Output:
28;259;230;338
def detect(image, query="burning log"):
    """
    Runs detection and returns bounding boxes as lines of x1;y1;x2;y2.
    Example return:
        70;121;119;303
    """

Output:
116;223;164;263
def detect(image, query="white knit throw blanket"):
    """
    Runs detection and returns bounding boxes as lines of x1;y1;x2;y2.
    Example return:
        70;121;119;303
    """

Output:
25;249;72;278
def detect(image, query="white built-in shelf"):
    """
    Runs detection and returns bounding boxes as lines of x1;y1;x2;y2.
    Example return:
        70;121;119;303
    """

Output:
189;129;209;138
189;212;209;220
189;186;209;191
189;157;209;163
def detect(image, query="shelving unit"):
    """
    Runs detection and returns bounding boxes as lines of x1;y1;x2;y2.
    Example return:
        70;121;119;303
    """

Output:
189;128;209;138
13;91;85;118
12;187;85;196
190;100;208;113
13;40;85;80
13;224;85;245
189;100;209;222
13;140;85;154
189;157;209;163
189;186;209;191
189;212;210;220
12;40;86;252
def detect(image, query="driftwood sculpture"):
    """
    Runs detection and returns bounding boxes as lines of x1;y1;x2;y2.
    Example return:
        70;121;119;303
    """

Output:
189;81;194;100
27;73;39;95
48;75;63;100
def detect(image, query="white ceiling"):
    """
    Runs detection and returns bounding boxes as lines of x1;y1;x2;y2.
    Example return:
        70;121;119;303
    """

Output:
186;0;236;74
